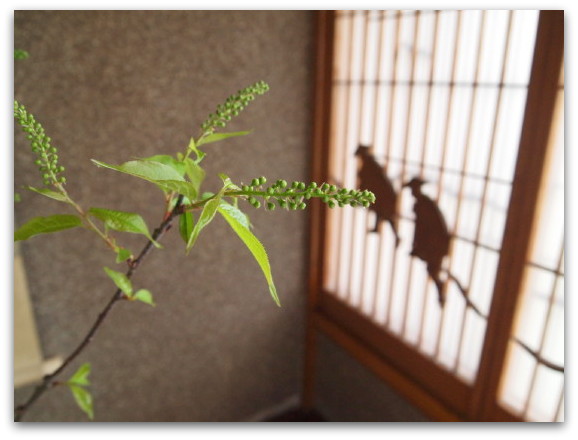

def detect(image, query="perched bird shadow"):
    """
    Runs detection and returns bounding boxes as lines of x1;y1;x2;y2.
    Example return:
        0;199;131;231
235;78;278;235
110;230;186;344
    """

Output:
355;145;400;247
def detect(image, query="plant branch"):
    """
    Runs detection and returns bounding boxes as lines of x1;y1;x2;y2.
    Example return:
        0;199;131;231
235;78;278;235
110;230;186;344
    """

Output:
15;195;184;422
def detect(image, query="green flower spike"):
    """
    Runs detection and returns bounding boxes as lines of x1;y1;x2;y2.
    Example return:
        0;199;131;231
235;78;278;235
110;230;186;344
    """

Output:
200;81;270;134
14;101;66;187
229;177;376;212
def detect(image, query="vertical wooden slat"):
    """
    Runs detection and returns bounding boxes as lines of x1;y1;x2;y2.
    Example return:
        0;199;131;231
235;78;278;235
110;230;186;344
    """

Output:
451;10;487;373
302;10;336;410
360;10;387;317
444;10;514;376
398;11;421;335
383;11;403;327
369;11;392;319
346;11;371;305
416;10;440;347
522;241;564;418
555;389;564;422
471;10;564;420
335;12;357;300
432;10;463;360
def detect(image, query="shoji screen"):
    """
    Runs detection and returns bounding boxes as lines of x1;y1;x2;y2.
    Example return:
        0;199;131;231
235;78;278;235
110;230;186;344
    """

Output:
326;9;537;383
307;10;563;422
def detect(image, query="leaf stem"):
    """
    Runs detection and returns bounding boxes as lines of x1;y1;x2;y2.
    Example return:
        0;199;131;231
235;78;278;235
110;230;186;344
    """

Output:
14;195;184;421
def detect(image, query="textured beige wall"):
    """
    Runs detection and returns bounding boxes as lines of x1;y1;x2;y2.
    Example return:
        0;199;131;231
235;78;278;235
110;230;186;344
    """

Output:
14;10;428;423
14;10;314;422
315;335;429;422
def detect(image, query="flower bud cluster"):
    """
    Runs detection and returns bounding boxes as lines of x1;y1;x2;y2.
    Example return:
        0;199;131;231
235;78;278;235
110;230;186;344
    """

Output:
14;101;66;186
201;81;270;134
237;177;376;212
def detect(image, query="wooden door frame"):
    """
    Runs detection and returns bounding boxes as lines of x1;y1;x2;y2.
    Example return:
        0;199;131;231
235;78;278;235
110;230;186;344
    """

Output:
302;10;564;422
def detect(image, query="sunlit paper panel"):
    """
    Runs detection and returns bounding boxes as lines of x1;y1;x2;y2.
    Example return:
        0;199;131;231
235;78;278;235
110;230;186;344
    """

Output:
324;10;539;385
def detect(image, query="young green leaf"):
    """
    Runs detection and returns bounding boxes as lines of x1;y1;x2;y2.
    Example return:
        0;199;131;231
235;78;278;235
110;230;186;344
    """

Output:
133;289;155;306
179;212;194;244
92;159;202;200
185;195;222;254
14;214;82;241
88;208;160;248
183;158;206;195
217;205;280;306
219;200;251;229
103;267;133;296
92;159;184;182
154;180;199;201
115;247;132;263
196;130;251;147
184;179;234;253
68;384;94;420
187;137;206;163
26;186;70;203
141;155;187;176
68;363;91;386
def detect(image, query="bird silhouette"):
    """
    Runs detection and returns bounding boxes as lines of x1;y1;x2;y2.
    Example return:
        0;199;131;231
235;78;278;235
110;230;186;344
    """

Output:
403;177;470;308
355;145;400;246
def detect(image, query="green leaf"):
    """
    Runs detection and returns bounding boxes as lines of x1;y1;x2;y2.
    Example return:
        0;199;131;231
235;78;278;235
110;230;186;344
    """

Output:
14;214;82;241
103;266;132;296
88;208;160;248
26;186;70;203
187;137;206;163
92;159;184;182
133;289;155;306
141;155;187;176
154;180;199;201
185;180;233;254
197;131;251;147
92;159;198;198
115;247;132;263
68;384;94;420
219;200;251;229
68;363;91;386
179;212;194;244
217;206;280;306
185;195;222;254
183;158;206;195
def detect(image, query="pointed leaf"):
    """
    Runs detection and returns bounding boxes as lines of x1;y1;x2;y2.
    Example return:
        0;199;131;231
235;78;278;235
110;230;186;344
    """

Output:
153;180;199;201
133;289;155;306
183;157;206;195
115;247;132;263
185;181;232;253
68;384;94;420
26;186;69;203
68;363;91;386
219;200;251;229
187;137;206;163
217;206;280;306
185;195;222;254
14;214;82;241
179;212;194;244
141;155;187;176
88;208;160;248
197;131;251;147
92;159;198;198
103;266;132;296
92;159;185;182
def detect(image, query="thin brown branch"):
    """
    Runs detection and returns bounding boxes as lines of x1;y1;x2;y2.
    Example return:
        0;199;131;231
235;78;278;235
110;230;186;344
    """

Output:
514;337;564;373
15;195;184;421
